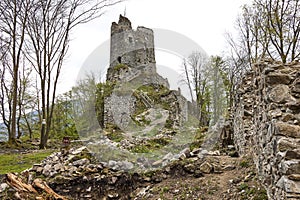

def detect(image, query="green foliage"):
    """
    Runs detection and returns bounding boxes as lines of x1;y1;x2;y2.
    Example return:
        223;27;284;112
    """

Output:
106;131;124;143
253;189;268;200
239;182;268;200
135;84;170;103
50;92;79;141
164;118;173;129
189;127;206;150
113;63;128;71
130;138;171;153
239;183;249;191
0;150;53;174
131;84;173;128
240;160;250;168
131;144;150;153
104;123;125;142
95;81;115;128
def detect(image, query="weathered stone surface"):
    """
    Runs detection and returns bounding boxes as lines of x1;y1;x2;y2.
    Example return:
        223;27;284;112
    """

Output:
199;161;213;174
72;158;90;166
233;62;300;199
0;183;9;193
276;122;300;138
281;160;300;175
269;84;292;103
276;176;300;194
266;72;292;85
72;146;88;155
278;138;300;152
287;100;300;112
288;174;300;181
286;150;300;160
292;78;300;94
42;164;52;176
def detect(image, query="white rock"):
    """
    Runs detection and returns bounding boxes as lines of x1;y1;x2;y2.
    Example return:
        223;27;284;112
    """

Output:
163;152;173;161
72;158;90;166
108;160;117;168
54;163;63;171
0;183;9;192
86;186;92;192
72;146;88;155
121;160;134;170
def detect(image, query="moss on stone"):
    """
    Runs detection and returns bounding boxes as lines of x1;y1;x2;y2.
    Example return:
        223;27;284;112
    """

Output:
113;63;128;71
130;138;171;153
104;123;125;143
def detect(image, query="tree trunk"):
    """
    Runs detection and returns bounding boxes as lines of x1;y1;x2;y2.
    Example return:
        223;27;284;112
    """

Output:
9;65;18;145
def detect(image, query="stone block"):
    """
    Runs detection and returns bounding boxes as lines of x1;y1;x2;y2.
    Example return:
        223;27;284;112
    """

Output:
268;85;291;103
281;160;300;175
277;138;300;152
286;149;300;160
276;176;300;194
199;161;213;174
288;174;300;181
266;72;292;85
275;122;300;138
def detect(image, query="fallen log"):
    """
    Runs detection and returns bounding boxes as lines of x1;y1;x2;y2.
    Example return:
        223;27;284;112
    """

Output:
6;173;67;200
33;178;67;200
6;173;38;194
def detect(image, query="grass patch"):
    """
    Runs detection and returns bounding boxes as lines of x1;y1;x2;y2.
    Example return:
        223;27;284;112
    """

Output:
189;127;206;150
239;183;268;200
104;123;125;142
113;63;128;71
0;150;54;174
107;131;124;143
239;183;249;191
130;138;171;153
240;159;250;168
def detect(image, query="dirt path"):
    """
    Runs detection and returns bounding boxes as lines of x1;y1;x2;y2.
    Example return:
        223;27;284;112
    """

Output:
132;155;267;200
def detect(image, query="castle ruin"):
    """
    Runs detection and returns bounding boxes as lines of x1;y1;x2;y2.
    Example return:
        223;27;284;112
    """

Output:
104;15;188;130
107;15;168;87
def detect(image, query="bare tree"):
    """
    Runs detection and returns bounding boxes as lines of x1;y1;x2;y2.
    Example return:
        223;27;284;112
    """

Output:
0;63;12;137
182;59;195;103
17;65;34;139
25;0;121;149
263;0;300;62
231;0;300;64
181;51;210;127
0;0;31;144
210;56;228;125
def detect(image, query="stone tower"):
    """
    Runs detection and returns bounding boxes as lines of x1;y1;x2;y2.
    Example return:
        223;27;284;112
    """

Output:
107;15;160;83
104;15;186;129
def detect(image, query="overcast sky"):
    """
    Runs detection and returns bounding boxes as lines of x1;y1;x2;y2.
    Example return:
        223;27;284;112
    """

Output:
59;0;250;94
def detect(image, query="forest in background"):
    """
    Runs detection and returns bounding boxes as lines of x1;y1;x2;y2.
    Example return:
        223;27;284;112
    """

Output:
1;0;300;150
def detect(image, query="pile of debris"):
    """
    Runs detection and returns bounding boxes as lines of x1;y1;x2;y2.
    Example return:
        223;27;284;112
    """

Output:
0;144;239;199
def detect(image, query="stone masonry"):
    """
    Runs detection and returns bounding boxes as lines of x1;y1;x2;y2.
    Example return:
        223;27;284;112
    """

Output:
233;60;300;199
107;14;168;87
104;15;187;129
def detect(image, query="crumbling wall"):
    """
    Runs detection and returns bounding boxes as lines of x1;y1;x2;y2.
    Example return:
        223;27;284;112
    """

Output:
233;60;300;199
109;15;156;73
104;15;187;128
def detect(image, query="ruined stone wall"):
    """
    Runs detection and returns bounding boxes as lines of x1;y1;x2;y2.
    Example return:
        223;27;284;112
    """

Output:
104;15;187;128
104;92;136;130
233;61;300;199
110;15;156;74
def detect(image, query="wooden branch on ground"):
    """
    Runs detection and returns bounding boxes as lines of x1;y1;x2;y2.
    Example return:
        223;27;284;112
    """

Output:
33;178;67;200
6;173;38;194
6;173;68;200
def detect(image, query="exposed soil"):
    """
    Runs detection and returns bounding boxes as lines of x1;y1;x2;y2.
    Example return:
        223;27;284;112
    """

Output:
130;155;267;200
50;154;267;200
0;141;267;200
